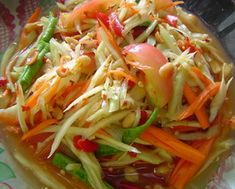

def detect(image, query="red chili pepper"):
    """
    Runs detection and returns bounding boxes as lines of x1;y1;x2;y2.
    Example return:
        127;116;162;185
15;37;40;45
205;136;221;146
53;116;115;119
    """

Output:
128;80;135;89
109;12;124;37
96;12;110;28
128;151;138;158
139;110;148;125
73;135;98;152
165;15;178;27
132;26;145;38
0;77;8;88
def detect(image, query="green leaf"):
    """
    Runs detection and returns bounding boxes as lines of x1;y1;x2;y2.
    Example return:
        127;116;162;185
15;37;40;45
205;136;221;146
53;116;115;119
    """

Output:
0;162;16;181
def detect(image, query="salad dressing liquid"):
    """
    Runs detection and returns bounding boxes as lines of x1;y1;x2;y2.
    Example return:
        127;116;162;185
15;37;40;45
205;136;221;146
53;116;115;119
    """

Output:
0;8;234;189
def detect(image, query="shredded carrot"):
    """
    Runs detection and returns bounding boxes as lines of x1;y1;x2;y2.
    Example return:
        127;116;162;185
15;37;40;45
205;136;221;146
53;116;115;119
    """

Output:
107;70;137;83
140;126;205;164
179;82;221;120
22;119;58;141
27;8;41;23
44;78;61;102
98;20;123;58
191;67;212;87
25;82;49;108
183;84;210;129
155;0;184;11
63;80;90;108
172;126;201;133
169;138;216;189
18;8;41;50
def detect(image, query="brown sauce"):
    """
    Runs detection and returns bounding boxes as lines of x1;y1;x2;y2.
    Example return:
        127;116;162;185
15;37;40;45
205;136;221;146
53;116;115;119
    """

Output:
0;7;234;189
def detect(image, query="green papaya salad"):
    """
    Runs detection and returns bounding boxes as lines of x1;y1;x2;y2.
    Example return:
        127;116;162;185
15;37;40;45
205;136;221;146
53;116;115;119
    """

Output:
0;0;234;188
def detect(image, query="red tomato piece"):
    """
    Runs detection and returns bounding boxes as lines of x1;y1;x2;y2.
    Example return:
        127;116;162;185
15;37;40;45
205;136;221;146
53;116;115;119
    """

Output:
123;44;173;108
109;12;124;37
73;135;98;152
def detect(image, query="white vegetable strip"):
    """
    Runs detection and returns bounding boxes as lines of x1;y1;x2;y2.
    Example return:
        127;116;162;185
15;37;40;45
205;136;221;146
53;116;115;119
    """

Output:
64;85;103;112
66;138;108;189
49;100;94;157
135;20;158;43
99;27;124;63
159;25;181;55
209;74;233;122
96;133;140;153
85;110;131;137
168;67;185;119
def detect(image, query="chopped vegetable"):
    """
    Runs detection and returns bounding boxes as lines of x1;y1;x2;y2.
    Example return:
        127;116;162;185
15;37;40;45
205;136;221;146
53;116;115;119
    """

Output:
52;152;89;183
19;14;58;91
169;138;215;189
183;84;209;128
179;82;221;120
122;108;158;144
73;135;99;152
123;43;172;108
140;126;205;163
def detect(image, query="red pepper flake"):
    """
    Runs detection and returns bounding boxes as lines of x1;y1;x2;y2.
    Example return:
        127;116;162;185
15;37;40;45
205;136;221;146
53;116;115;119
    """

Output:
22;105;30;112
73;135;98;152
139;110;148;125
178;37;199;53
0;77;8;87
128;151;138;158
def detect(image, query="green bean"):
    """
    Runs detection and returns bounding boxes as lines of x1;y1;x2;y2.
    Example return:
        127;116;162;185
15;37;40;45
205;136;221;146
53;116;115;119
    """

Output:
122;108;158;144
52;153;89;184
40;14;58;43
19;43;49;91
19;13;58;91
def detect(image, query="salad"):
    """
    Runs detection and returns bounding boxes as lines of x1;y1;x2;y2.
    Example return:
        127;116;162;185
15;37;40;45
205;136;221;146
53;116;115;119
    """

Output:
0;0;234;188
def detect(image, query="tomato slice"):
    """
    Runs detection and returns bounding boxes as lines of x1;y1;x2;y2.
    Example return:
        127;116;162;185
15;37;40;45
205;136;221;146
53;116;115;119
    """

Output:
123;43;173;108
109;12;124;37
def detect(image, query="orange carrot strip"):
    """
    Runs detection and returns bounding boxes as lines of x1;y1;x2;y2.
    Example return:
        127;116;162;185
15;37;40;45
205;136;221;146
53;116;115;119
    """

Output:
61;82;87;97
27;8;41;23
18;8;41;50
169;138;215;189
191;67;212;87
107;70;137;83
140;126;205;164
179;82;221;120
44;78;61;102
98;20;123;58
184;84;210;129
25;83;49;108
171;126;200;133
22;119;58;141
